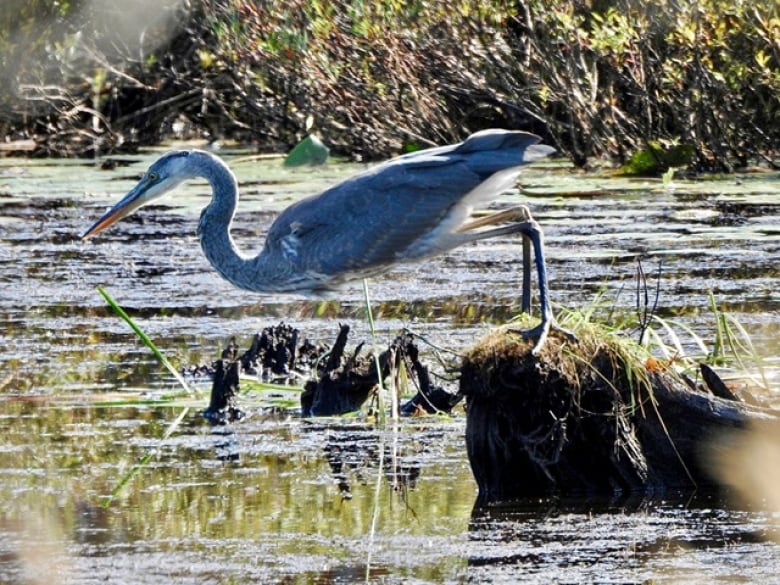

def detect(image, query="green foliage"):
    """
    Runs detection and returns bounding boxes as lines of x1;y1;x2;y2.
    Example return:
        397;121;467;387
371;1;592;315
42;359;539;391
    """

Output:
1;0;777;169
616;141;695;176
557;287;770;401
96;285;197;505
515;0;779;169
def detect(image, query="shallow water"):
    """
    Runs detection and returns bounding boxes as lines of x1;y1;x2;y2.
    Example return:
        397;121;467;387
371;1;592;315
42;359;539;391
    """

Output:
0;149;778;583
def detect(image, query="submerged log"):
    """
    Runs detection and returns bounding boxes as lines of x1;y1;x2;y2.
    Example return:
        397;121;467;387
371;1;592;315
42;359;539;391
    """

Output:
461;325;778;505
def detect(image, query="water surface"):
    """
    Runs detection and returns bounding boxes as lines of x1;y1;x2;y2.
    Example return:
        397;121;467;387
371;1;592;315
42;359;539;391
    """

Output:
0;149;778;583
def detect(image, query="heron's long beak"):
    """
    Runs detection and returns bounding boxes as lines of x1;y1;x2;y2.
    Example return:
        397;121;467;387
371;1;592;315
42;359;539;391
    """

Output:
81;181;151;240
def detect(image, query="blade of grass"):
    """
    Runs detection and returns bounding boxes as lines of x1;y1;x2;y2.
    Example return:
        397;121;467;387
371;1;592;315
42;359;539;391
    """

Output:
722;313;771;391
643;325;673;359
650;314;686;357
663;318;709;356
365;428;385;582
104;406;190;505
97;286;200;506
363;279;396;424
708;292;726;361
98;286;199;397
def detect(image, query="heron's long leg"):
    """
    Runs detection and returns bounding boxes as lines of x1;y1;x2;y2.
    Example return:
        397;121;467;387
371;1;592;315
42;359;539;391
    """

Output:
457;206;573;354
520;210;532;315
460;206;533;313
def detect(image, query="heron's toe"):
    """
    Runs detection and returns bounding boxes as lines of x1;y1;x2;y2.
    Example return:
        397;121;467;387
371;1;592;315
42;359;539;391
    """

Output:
509;320;577;356
552;323;578;343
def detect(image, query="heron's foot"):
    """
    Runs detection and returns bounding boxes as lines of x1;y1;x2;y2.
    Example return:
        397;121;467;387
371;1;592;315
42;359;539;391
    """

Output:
510;319;577;356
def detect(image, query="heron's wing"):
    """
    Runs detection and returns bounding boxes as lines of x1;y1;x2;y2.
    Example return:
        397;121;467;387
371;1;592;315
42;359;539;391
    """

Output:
263;130;552;279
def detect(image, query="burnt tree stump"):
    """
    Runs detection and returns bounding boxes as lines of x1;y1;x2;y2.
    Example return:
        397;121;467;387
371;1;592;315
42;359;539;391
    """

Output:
461;326;778;505
201;324;325;422
197;323;458;420
302;327;460;417
300;324;375;416
239;323;324;383
203;340;244;425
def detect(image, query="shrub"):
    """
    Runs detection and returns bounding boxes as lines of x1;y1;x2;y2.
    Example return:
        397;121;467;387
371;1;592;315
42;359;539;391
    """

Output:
1;0;777;171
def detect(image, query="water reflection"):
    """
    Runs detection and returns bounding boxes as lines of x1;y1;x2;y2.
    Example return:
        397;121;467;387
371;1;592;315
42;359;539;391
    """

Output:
210;425;241;462
318;424;425;500
467;494;779;584
2;398;780;583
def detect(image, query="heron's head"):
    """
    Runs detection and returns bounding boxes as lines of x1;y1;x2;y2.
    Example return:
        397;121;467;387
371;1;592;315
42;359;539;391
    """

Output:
81;151;194;240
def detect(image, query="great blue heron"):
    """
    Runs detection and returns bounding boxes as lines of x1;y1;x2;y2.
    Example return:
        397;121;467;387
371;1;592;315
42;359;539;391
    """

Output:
83;129;562;352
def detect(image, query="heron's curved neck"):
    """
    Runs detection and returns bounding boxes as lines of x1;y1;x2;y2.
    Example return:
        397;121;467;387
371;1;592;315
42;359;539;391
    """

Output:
191;151;274;291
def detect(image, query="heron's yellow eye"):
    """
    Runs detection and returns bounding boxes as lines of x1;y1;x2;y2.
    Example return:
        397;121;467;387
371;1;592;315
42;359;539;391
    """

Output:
148;171;159;182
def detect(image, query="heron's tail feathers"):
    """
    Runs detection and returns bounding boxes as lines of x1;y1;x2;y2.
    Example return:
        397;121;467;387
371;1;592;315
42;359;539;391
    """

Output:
455;129;555;176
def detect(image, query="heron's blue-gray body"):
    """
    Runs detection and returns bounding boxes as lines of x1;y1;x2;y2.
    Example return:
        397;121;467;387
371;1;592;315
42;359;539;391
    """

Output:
193;130;552;293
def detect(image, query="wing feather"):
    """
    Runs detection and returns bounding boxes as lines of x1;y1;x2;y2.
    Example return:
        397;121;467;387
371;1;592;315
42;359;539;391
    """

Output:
262;130;551;279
